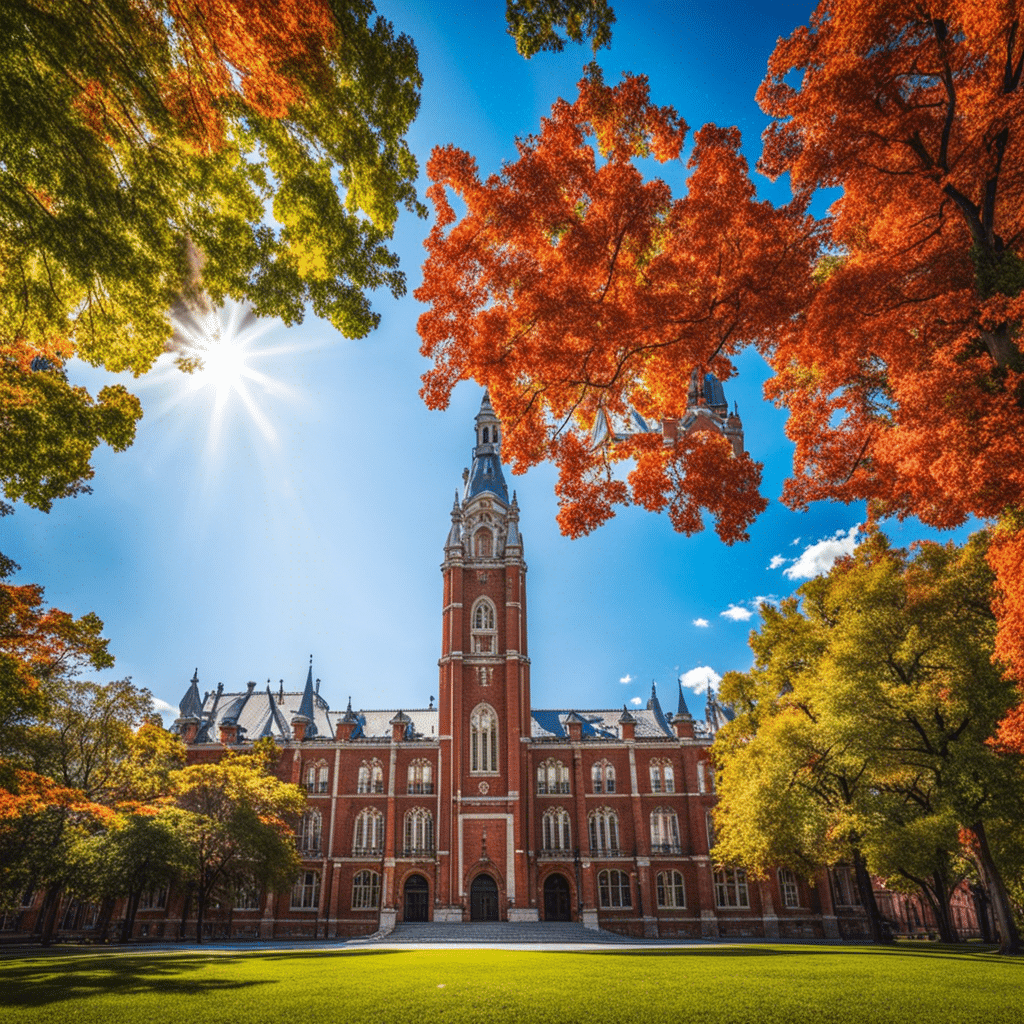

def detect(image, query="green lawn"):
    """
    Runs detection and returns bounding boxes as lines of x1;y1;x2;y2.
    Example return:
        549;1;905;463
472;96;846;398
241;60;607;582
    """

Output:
1;944;1021;1024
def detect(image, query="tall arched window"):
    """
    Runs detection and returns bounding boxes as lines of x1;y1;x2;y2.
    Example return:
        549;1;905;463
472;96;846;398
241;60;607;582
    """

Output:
650;759;674;794
352;870;381;910
705;810;716;852
470;704;498;773
305;762;329;794
353;807;384;855
650;808;681;854
714;868;749;908
591;760;616;794
408;759;433;794
537;758;570;795
299;810;322;853
656;870;686;909
597;869;631;908
404;808;434;855
357;759;384;795
778;868;800;909
588;807;619;855
291;870;320;909
471;599;497;653
474;528;493;558
542;807;572;852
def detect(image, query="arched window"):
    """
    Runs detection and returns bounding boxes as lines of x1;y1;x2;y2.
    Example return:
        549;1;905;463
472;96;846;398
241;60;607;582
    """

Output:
408;759;434;794
471;598;497;653
588;807;619;855
299;811;322;853
597;869;631;908
357;759;384;795
650;760;674;794
474;528;493;558
656;870;686;908
591;760;615;794
698;761;716;794
650;808;680;854
537;758;570;795
470;704;498;773
778;868;800;909
482;427;490;443
542;807;572;852
705;810;716;852
353;808;384;855
352;870;381;910
305;762;329;794
714;868;749;908
291;870;320;909
404;808;434;855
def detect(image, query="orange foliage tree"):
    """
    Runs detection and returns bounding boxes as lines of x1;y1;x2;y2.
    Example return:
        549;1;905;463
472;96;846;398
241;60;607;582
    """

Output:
754;1;1024;745
417;67;818;541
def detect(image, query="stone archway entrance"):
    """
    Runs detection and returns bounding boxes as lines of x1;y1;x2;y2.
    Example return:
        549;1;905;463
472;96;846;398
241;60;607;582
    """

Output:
469;874;499;921
543;874;572;922
403;874;429;922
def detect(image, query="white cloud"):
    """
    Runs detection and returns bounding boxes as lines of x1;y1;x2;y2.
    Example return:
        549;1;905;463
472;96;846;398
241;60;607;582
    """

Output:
791;536;802;546
629;696;643;706
751;595;778;611
784;525;861;580
692;618;710;628
152;697;178;719
768;554;788;570
720;603;754;622
619;674;633;684
679;666;722;694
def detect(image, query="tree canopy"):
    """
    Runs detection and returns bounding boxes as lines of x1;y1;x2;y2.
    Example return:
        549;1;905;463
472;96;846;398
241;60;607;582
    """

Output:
417;67;817;541
713;531;1024;953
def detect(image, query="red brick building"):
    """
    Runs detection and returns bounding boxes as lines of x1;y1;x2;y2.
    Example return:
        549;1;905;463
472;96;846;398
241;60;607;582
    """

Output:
140;391;979;942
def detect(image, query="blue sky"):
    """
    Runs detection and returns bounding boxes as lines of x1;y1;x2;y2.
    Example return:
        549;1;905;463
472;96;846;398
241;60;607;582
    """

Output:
4;1;975;722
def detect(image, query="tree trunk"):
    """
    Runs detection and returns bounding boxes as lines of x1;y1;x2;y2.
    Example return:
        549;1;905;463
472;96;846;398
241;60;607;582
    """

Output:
852;848;893;944
178;887;193;940
120;890;142;944
925;870;959;944
95;897;116;943
968;820;1021;955
195;887;206;944
969;882;994;943
38;885;62;948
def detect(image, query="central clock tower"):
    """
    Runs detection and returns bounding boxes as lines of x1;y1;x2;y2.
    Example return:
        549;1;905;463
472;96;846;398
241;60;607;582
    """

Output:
435;393;535;921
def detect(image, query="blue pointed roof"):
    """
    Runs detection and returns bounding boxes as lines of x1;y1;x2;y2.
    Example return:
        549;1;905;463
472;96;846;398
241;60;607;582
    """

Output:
295;659;318;737
179;669;203;719
646;681;671;734
465;392;509;502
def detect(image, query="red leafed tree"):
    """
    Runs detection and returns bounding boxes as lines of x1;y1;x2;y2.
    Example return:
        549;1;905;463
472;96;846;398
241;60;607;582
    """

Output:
416;67;818;541
755;2;1024;746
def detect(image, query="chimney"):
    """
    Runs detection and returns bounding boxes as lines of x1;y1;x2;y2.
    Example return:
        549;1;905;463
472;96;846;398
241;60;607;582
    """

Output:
565;711;584;742
219;721;238;745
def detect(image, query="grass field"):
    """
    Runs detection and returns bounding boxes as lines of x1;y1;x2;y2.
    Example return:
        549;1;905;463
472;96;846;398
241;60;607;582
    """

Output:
1;944;1021;1024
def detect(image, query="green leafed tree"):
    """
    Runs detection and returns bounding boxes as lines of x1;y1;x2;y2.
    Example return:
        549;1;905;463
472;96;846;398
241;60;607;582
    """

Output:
169;739;304;943
505;0;615;58
714;531;1024;953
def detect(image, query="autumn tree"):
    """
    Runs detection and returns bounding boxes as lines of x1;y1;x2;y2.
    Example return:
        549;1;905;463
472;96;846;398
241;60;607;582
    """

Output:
417;67;818;540
752;2;1024;736
506;0;615;58
169;740;304;943
714;531;1024;953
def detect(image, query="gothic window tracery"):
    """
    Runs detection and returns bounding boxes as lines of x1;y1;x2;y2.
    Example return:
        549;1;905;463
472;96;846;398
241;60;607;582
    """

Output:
597;869;631;908
649;759;674;793
588;807;619;854
299;810;322;853
474;527;493;558
404;808;434;855
649;807;681;854
656;870;686;908
542;807;572;852
471;598;497;654
591;760;615;794
408;759;434;794
537;758;570;794
357;759;384;795
470;704;499;773
291;870;320;909
353;808;384;855
714;868;749;908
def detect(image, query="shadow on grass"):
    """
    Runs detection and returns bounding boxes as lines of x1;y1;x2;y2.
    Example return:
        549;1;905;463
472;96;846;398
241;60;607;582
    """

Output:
579;943;1019;966
0;949;397;1008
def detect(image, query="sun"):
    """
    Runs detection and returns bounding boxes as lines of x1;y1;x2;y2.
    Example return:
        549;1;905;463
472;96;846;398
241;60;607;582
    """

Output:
142;297;297;450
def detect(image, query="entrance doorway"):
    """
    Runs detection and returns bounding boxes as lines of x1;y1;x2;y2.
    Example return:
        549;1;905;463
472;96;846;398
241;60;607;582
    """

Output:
470;874;499;921
543;874;572;921
403;874;429;922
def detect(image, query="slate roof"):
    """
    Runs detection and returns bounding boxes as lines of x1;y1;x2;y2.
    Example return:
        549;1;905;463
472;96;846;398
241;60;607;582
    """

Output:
530;709;673;740
192;684;333;743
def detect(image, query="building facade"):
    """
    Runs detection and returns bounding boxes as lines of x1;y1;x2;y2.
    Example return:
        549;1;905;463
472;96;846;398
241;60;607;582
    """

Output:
6;388;981;945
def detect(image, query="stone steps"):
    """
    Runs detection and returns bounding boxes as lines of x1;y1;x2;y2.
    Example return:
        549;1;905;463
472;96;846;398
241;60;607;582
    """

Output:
380;921;639;944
